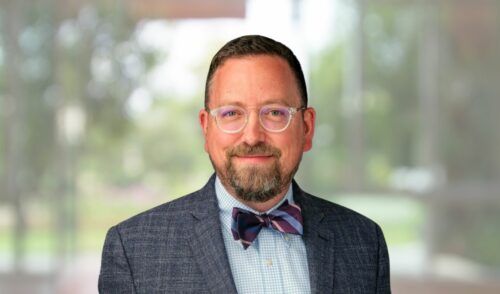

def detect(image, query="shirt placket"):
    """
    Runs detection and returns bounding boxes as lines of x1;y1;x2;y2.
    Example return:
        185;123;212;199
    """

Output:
258;228;284;294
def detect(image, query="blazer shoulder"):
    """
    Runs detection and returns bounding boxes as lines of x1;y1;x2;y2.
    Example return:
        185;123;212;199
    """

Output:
114;187;209;232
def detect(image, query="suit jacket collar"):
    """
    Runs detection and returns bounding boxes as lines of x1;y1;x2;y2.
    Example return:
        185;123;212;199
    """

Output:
187;174;238;294
188;174;334;293
293;181;335;293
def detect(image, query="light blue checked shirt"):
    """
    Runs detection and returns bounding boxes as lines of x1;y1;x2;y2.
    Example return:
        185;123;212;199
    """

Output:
215;177;311;294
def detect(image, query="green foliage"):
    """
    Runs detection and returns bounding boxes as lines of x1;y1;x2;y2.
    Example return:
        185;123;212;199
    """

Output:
302;2;422;193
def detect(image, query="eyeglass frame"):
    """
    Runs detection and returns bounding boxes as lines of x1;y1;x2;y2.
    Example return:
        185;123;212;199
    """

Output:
205;104;307;134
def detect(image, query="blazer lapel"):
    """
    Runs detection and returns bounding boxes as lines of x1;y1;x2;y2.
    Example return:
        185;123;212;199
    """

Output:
294;182;335;293
187;175;238;294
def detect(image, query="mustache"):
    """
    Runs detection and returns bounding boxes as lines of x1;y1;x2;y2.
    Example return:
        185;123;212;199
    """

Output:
226;143;281;158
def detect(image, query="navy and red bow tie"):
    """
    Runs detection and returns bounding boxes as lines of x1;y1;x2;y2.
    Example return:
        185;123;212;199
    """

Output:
231;200;304;249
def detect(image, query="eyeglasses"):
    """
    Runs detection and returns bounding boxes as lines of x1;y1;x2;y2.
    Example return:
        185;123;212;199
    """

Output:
207;104;306;134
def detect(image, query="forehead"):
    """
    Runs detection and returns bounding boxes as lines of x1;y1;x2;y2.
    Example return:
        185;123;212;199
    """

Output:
208;55;301;107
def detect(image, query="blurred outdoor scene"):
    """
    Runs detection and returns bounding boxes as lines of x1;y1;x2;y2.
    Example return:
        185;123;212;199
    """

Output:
1;0;499;293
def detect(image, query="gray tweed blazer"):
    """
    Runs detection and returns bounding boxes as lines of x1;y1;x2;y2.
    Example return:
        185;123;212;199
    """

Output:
98;175;391;293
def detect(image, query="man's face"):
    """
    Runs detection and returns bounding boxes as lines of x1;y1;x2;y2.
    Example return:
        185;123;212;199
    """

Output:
199;55;315;202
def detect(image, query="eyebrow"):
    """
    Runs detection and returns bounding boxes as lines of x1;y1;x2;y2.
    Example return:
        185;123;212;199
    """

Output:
215;98;293;108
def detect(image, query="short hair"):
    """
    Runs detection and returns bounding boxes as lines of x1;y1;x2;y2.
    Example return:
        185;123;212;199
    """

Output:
204;35;308;109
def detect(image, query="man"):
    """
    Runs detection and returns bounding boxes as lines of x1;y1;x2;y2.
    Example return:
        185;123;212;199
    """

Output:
99;35;391;293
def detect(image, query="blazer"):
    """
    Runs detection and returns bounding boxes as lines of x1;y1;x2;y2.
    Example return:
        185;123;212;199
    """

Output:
98;175;391;293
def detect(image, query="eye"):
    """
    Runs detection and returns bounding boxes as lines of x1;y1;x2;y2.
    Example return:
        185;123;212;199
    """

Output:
262;107;288;117
218;107;244;120
221;110;237;117
269;109;286;116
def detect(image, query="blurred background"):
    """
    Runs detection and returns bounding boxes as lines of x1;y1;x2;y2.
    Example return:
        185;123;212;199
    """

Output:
0;0;499;293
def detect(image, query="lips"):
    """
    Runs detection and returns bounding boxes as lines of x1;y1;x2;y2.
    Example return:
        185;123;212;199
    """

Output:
235;154;273;158
234;154;273;159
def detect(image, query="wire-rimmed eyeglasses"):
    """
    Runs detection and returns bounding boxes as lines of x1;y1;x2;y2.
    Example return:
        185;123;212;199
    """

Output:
207;104;306;134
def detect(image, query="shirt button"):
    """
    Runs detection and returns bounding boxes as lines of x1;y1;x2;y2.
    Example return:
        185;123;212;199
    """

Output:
265;259;273;267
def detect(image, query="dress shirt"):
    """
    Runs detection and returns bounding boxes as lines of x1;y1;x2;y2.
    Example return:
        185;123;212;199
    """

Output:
215;177;311;294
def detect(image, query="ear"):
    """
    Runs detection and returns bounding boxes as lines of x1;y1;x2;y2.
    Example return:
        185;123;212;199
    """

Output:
199;109;209;151
302;107;316;152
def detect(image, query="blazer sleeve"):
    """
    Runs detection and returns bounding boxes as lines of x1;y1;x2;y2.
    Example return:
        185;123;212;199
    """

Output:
98;226;136;294
376;224;391;294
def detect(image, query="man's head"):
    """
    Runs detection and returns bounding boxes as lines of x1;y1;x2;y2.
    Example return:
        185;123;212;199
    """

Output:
199;35;315;205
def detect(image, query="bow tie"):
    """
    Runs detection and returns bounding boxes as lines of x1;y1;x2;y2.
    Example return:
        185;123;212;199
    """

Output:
231;200;303;249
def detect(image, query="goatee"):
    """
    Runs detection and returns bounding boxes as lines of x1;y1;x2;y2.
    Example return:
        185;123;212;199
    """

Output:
211;143;297;203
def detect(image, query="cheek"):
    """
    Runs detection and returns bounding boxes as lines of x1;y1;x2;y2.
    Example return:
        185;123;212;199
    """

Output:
275;133;304;162
205;132;233;160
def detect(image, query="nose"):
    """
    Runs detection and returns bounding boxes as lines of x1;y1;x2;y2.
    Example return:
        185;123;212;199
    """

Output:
241;111;266;146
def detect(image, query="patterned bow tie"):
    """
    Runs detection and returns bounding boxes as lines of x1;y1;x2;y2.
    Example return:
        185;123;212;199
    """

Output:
231;200;303;249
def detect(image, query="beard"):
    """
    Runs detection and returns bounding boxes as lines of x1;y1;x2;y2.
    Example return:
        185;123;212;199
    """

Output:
210;142;300;203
